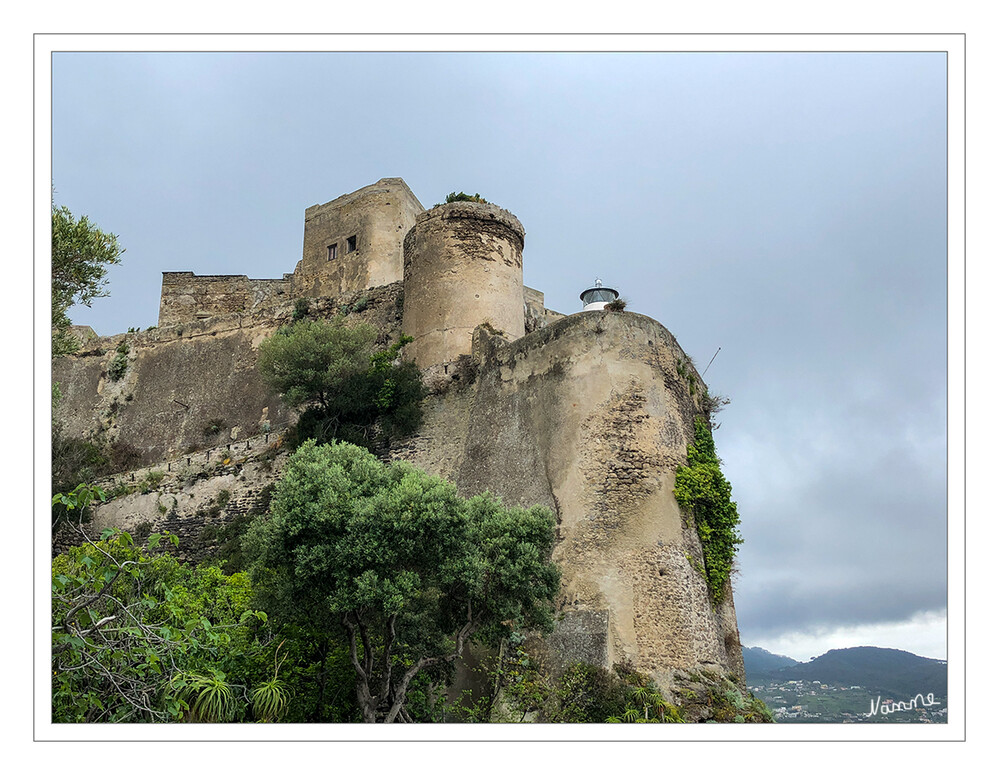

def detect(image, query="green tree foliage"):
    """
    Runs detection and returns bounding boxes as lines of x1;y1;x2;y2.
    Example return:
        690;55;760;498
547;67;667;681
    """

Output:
673;418;743;603
258;318;424;450
51;484;273;723
242;440;560;723
257;318;377;410
51;530;268;721
247;623;363;723
292;297;311;321
550;662;635;723
51;204;124;356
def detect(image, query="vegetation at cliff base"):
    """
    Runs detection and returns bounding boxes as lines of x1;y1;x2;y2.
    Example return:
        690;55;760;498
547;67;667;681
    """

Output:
51;454;754;724
673;418;743;603
257;318;424;450
53;483;361;724
51;486;268;722
51;203;124;357
241;440;561;723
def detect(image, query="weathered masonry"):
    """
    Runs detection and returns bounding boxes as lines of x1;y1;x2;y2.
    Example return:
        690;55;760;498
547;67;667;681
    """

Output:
56;177;745;691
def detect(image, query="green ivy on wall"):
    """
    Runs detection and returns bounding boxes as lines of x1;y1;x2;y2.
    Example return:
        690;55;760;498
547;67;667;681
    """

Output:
673;418;743;603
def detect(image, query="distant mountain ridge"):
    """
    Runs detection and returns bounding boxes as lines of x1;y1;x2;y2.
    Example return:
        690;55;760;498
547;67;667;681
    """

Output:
743;645;947;701
742;646;800;676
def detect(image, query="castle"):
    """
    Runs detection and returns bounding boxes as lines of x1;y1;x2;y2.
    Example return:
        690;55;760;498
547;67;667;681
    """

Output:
53;178;746;693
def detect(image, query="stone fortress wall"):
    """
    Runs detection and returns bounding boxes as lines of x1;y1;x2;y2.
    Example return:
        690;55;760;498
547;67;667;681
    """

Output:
294;177;425;298
55;283;408;467
54;177;745;691
156;178;425;328
158;272;293;327
389;313;743;685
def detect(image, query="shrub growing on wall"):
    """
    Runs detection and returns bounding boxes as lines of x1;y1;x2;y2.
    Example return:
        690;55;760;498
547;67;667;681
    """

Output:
443;191;488;204
257;318;378;410
258;319;423;450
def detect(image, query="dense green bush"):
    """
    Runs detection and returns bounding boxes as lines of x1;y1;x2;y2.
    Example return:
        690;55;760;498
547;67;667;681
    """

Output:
258;318;377;409
259;319;424;451
550;662;633;722
292;297;310;321
51;501;269;722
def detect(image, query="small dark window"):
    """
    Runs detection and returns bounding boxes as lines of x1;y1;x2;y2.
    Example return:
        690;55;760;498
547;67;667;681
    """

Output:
327;243;338;261
346;235;357;254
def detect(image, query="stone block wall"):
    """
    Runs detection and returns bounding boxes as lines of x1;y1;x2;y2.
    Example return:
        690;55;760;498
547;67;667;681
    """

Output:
524;286;564;334
402;202;526;370
53;317;295;466
53;282;408;468
158;272;292;327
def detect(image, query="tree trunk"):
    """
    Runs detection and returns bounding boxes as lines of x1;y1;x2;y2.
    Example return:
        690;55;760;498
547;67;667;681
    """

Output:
312;635;330;722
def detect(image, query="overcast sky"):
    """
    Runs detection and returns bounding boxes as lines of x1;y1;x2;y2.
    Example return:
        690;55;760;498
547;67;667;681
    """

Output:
51;49;948;661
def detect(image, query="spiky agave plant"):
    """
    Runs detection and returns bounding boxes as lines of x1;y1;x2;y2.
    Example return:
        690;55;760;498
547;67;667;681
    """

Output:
607;686;683;723
252;679;290;723
252;640;291;723
170;670;237;723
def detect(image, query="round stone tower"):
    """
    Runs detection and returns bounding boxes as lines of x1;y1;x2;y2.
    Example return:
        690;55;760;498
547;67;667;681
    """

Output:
402;201;526;370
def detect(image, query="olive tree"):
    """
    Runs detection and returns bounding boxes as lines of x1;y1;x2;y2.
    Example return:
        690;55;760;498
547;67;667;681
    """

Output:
51;204;124;356
243;440;560;723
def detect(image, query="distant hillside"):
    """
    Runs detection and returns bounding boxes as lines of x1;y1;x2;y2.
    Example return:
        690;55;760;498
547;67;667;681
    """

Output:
742;646;800;681
747;646;947;701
